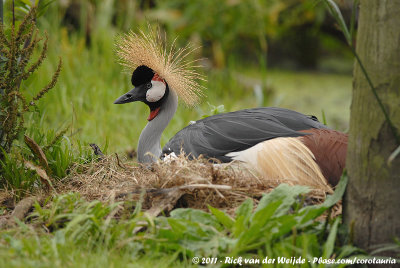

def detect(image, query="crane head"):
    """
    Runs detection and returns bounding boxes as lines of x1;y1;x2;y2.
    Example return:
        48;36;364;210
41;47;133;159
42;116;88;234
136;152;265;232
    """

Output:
115;28;204;107
114;65;169;121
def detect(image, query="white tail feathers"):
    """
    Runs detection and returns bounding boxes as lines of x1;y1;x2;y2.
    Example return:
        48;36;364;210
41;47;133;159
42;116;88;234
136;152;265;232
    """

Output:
226;137;332;193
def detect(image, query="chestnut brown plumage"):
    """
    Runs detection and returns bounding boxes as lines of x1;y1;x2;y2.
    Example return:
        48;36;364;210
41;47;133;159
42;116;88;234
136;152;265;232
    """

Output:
299;129;348;186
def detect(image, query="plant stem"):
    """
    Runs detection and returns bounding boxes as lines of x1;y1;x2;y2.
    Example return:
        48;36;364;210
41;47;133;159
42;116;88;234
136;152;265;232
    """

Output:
0;0;3;24
12;0;15;26
351;46;400;144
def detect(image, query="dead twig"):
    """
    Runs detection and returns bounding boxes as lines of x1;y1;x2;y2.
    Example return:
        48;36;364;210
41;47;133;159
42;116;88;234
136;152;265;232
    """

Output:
0;196;41;228
115;153;126;169
133;188;184;234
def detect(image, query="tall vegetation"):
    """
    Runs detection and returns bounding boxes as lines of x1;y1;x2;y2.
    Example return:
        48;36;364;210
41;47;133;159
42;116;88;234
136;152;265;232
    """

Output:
0;5;76;197
0;6;61;157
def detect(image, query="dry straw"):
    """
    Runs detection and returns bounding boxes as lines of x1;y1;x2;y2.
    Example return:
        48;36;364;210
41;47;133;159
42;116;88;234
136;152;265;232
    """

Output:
0;154;340;221
115;26;205;106
56;154;339;216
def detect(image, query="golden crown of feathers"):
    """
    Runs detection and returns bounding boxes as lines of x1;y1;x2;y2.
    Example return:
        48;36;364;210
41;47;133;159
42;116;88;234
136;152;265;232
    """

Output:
115;27;205;106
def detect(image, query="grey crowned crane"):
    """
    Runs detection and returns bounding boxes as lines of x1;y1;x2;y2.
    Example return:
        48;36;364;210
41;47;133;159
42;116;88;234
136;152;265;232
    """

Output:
113;30;348;189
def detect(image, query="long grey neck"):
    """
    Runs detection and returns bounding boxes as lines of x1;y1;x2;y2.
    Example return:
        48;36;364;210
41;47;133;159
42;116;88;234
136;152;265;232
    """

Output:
137;90;178;163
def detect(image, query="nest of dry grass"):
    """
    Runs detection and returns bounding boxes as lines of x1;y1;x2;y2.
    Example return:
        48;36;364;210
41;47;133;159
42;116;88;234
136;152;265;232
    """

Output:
0;154;342;228
55;154;340;217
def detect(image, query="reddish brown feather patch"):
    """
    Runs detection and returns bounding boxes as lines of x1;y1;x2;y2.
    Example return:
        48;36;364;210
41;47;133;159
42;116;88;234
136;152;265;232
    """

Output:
152;73;166;85
298;129;348;187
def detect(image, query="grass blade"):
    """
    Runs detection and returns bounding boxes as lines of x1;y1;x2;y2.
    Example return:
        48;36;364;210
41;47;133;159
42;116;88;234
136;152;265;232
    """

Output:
323;0;352;45
320;218;340;265
388;145;400;165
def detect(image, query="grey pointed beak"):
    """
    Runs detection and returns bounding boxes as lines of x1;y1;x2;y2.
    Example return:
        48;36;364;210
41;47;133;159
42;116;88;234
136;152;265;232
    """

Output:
114;87;141;104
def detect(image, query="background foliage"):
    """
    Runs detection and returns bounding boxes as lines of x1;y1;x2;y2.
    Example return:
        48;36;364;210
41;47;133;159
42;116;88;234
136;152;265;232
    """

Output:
1;0;353;154
0;0;354;194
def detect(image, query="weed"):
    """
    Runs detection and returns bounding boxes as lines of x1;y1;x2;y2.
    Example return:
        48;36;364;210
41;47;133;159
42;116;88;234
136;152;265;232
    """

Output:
0;148;38;198
0;7;61;157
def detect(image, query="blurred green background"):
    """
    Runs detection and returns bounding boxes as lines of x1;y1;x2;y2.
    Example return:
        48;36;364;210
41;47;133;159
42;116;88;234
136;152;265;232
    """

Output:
5;0;354;154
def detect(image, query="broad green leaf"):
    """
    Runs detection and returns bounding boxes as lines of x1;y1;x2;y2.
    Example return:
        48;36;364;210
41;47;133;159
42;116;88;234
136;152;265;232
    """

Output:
269;214;298;239
208;205;234;230
232;199;253;236
233;215;246;237
322;175;348;207
235;201;282;249
167;218;217;241
253;184;309;220
251;200;282;227
297;175;348;226
337;245;363;259
235;198;253;220
170;208;222;230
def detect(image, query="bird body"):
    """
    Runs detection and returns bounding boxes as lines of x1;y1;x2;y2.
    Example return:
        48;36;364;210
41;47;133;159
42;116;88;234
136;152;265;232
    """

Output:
161;106;347;188
162;107;327;162
113;29;348;190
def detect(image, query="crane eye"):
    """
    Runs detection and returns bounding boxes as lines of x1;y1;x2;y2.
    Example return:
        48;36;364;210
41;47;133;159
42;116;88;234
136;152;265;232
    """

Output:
146;82;152;89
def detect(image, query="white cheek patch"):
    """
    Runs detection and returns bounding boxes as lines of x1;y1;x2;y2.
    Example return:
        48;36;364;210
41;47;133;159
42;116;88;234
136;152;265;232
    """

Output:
146;81;166;102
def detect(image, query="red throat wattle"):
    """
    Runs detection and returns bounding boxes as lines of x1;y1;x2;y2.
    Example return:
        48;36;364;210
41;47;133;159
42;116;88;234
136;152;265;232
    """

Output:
147;107;161;121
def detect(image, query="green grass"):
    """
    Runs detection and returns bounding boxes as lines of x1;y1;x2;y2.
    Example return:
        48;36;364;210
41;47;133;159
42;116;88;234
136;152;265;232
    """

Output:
0;178;364;268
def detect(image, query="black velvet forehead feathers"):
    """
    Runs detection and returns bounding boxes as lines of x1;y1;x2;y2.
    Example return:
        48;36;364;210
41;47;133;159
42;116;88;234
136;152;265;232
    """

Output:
131;65;154;87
